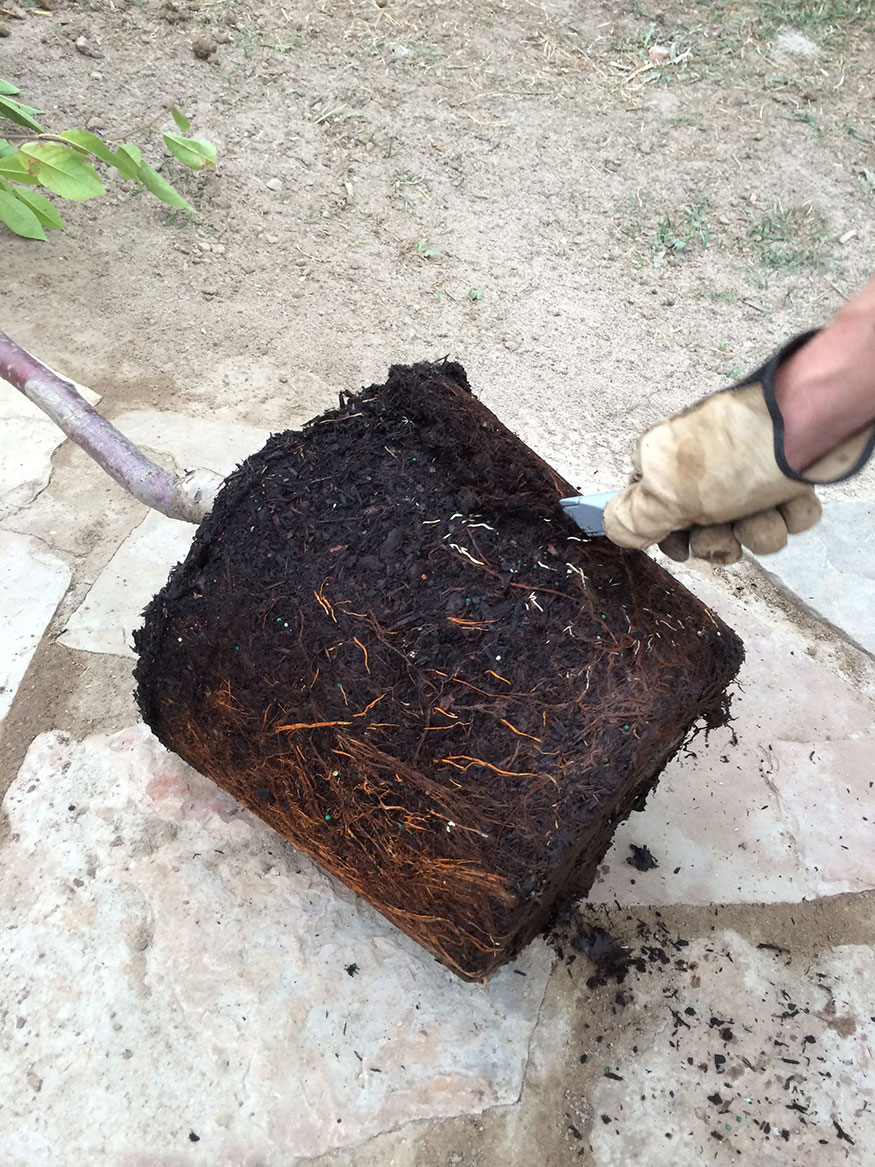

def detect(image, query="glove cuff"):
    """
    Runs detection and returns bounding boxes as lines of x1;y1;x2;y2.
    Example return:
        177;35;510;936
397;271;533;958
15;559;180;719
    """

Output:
734;330;875;485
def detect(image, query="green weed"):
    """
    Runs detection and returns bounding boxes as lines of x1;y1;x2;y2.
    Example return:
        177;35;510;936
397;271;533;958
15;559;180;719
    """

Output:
622;196;713;266
649;201;711;265
414;238;442;260
744;203;830;274
787;112;821;140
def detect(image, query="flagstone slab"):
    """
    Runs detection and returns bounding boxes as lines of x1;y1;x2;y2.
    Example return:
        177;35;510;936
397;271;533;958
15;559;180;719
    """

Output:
752;500;875;657
59;510;198;658
590;582;875;907
0;726;551;1167
589;931;875;1165
0;369;99;520
0;530;70;722
59;411;270;657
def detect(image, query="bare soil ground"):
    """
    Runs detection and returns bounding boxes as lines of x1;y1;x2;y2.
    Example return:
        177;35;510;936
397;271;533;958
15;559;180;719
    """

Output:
1;1;874;1163
3;0;873;767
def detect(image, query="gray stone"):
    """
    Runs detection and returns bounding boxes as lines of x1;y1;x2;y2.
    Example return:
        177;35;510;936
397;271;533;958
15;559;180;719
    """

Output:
0;531;70;721
59;510;196;658
588;931;875;1164
752;500;875;656
1;367;100;520
0;727;552;1163
774;29;820;56
59;410;270;657
590;579;875;907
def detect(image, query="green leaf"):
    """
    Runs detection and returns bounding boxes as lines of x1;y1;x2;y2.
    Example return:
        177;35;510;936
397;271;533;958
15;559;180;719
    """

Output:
0;138;17;158
0;94;44;133
163;133;216;171
0;155;37;183
171;107;191;132
138;163;194;211
0;188;47;240
113;143;143;180
11;185;64;230
19;142;106;201
0;79;21;96
58;129;119;167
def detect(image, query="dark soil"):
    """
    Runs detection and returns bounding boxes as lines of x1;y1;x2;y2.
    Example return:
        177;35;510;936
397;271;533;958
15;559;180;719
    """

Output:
627;843;659;872
135;361;743;980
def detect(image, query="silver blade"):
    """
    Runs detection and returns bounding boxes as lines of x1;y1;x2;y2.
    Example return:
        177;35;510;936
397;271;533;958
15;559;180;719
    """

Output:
559;490;620;536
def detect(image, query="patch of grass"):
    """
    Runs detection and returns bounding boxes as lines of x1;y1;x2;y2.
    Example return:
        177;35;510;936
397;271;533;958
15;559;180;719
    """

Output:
466;287;484;301
622;196;713;267
685;0;871;43
614;20;696;85
860;169;875;195
650;200;711;265
755;0;871;33
744;203;831;275
710;289;739;305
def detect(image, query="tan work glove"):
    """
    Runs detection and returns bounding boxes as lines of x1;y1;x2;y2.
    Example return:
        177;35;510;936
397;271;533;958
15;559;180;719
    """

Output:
603;333;875;565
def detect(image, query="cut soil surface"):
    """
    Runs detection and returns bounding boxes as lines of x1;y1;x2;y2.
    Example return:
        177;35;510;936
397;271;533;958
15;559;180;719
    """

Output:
135;362;743;979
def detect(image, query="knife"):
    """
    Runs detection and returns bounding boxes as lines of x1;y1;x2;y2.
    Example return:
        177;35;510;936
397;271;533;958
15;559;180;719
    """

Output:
559;490;620;536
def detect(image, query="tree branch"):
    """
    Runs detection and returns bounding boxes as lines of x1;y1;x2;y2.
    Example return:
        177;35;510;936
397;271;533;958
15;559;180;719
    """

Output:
0;330;223;523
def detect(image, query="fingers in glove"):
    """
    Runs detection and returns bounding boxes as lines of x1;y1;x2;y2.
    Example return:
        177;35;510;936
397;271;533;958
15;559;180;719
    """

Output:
658;529;691;562
733;509;788;555
602;483;678;550
778;491;821;534
689;524;742;565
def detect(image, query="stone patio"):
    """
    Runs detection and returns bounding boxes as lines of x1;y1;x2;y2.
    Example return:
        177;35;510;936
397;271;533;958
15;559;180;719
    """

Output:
1;369;873;1166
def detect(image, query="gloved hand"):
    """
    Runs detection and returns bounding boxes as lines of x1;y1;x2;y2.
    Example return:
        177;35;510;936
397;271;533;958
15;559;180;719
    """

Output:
603;333;875;565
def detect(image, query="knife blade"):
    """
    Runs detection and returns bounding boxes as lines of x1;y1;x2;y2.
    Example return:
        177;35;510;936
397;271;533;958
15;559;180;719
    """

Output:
559;490;620;537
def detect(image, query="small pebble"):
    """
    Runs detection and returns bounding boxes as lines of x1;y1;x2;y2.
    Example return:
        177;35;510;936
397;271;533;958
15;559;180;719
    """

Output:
265;177;283;192
75;35;101;57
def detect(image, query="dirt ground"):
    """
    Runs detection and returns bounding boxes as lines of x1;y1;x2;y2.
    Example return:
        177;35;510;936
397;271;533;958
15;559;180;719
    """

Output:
2;0;874;1163
3;0;874;771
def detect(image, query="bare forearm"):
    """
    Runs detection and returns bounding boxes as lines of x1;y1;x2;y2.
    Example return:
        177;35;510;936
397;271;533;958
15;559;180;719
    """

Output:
775;278;875;471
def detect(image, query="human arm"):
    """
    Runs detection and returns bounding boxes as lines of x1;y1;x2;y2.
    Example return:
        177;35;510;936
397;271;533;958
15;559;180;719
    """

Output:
602;279;875;564
775;278;875;471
